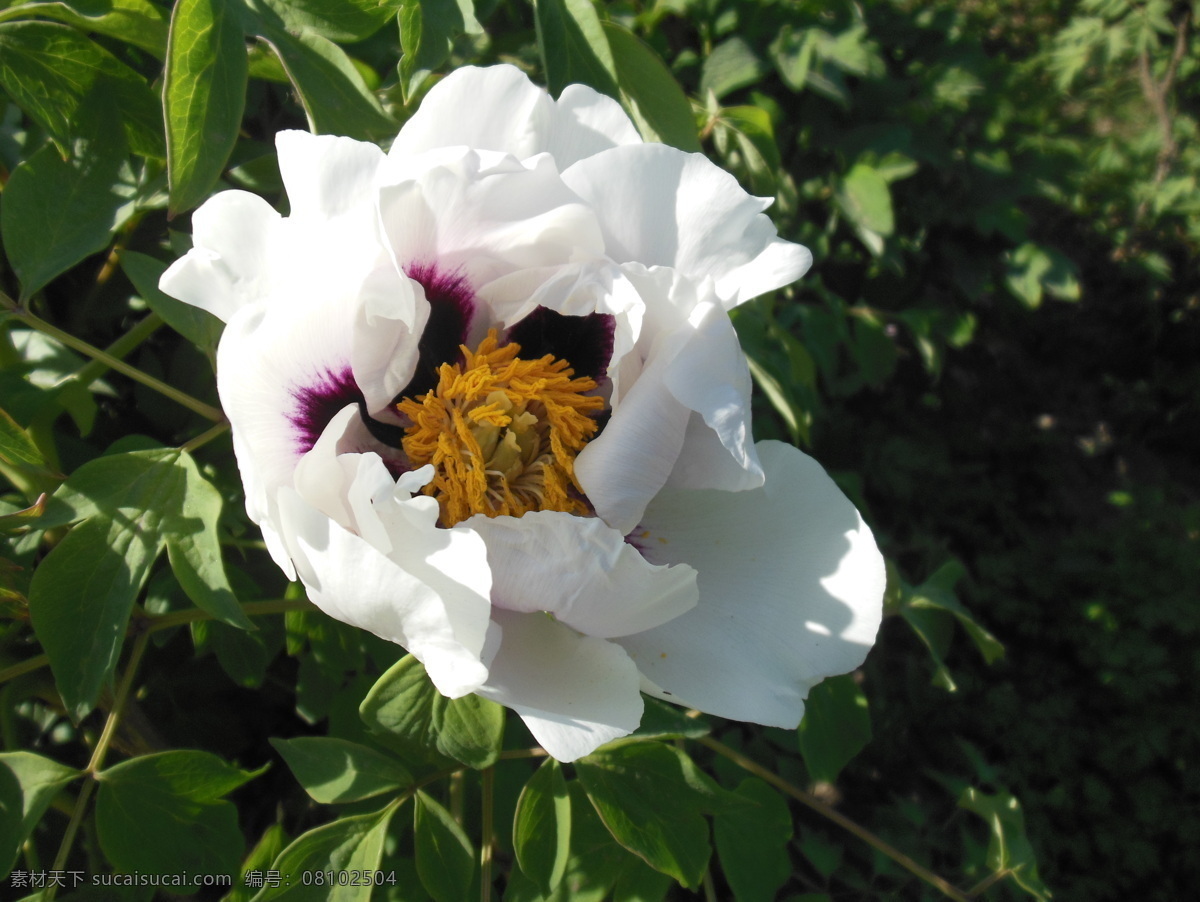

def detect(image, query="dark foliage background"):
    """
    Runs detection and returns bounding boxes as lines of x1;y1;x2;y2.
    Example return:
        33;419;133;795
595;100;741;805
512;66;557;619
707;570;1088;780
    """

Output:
1;1;1197;900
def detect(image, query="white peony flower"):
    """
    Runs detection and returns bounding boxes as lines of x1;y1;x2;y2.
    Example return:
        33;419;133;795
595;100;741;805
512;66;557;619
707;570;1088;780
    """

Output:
160;64;885;762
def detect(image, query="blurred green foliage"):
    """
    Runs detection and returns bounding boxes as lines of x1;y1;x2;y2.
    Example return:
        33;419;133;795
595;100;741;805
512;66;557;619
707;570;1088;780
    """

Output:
0;0;1197;900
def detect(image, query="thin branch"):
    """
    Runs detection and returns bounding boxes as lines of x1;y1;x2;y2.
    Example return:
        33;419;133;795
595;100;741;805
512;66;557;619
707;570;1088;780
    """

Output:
142;598;317;634
0;654;49;684
47;630;150;897
0;290;224;422
480;766;495;902
698;735;972;902
178;420;231;454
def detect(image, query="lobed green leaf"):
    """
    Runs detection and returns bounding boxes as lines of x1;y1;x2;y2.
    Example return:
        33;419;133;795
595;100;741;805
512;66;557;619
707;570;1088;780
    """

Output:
270;737;412;805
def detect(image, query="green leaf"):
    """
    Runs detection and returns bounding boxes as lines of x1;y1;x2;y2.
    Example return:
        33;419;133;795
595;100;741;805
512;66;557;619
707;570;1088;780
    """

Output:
513;759;571;896
575;742;714;888
533;0;618;99
700;36;767;101
959;787;1051;901
0;752;81;878
227;824;289;902
0;493;48;533
712;778;792;902
906;561;1005;665
96;751;261;879
359;654;504;769
770;26;816;92
397;0;482;100
631;697;710;741
121;250;225;354
0;406;47;472
29;513;163;719
164;0;249;215
0;0;170;57
270;737;412;805
712;104;780;195
414;790;475;902
836;163;894;253
1;128;132;301
165;451;253;630
252;0;401;43
600;21;698;151
254;805;398;902
30;449;249;715
1005;242;1081;308
254;26;396;140
797;674;872;784
0;20;163;157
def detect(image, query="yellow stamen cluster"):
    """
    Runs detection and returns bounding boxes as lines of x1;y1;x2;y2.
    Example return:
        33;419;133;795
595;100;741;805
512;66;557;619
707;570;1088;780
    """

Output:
398;330;604;527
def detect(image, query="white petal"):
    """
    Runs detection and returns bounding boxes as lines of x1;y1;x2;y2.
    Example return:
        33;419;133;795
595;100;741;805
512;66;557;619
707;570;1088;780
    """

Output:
476;609;643;762
390;65;640;168
158;191;281;321
277;483;493;699
562;144;812;307
574;327;692;534
615;441;885;727
546;83;643;166
376;149;604;297
276;130;385;220
662;302;762;491
466;512;697;638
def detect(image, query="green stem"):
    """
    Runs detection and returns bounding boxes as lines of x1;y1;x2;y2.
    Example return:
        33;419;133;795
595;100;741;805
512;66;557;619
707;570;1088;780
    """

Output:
143;598;317;634
0;290;224;422
48;630;150;896
0;654;49;685
70;313;163;389
179;420;231;454
0;601;319;689
480;767;495;902
698;735;971;902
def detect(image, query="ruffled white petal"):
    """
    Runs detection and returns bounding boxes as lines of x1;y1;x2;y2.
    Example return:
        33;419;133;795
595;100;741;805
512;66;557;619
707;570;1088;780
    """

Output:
376;149;605;298
466;512;697;638
390;64;641;168
574;327;692;534
476;609;643;762
158;191;282;322
615;441;885;727
662;301;762;491
276;130;385;220
562;143;812;307
280;450;494;699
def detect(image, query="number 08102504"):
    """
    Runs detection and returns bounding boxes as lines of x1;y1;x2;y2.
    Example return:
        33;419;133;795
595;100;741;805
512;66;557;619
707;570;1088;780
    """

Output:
300;871;397;887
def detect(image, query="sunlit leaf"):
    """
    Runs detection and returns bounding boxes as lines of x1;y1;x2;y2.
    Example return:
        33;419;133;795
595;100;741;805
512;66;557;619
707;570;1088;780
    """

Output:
534;0;618;99
164;0;248;215
360;654;504;768
513;759;571;896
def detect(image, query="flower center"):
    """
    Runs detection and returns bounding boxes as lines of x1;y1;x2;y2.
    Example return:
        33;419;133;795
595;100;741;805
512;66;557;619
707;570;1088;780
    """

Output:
397;330;604;527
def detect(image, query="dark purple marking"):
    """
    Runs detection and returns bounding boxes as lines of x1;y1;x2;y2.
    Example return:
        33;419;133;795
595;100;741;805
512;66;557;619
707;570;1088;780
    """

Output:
288;365;361;455
505;308;616;383
402;262;476;400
